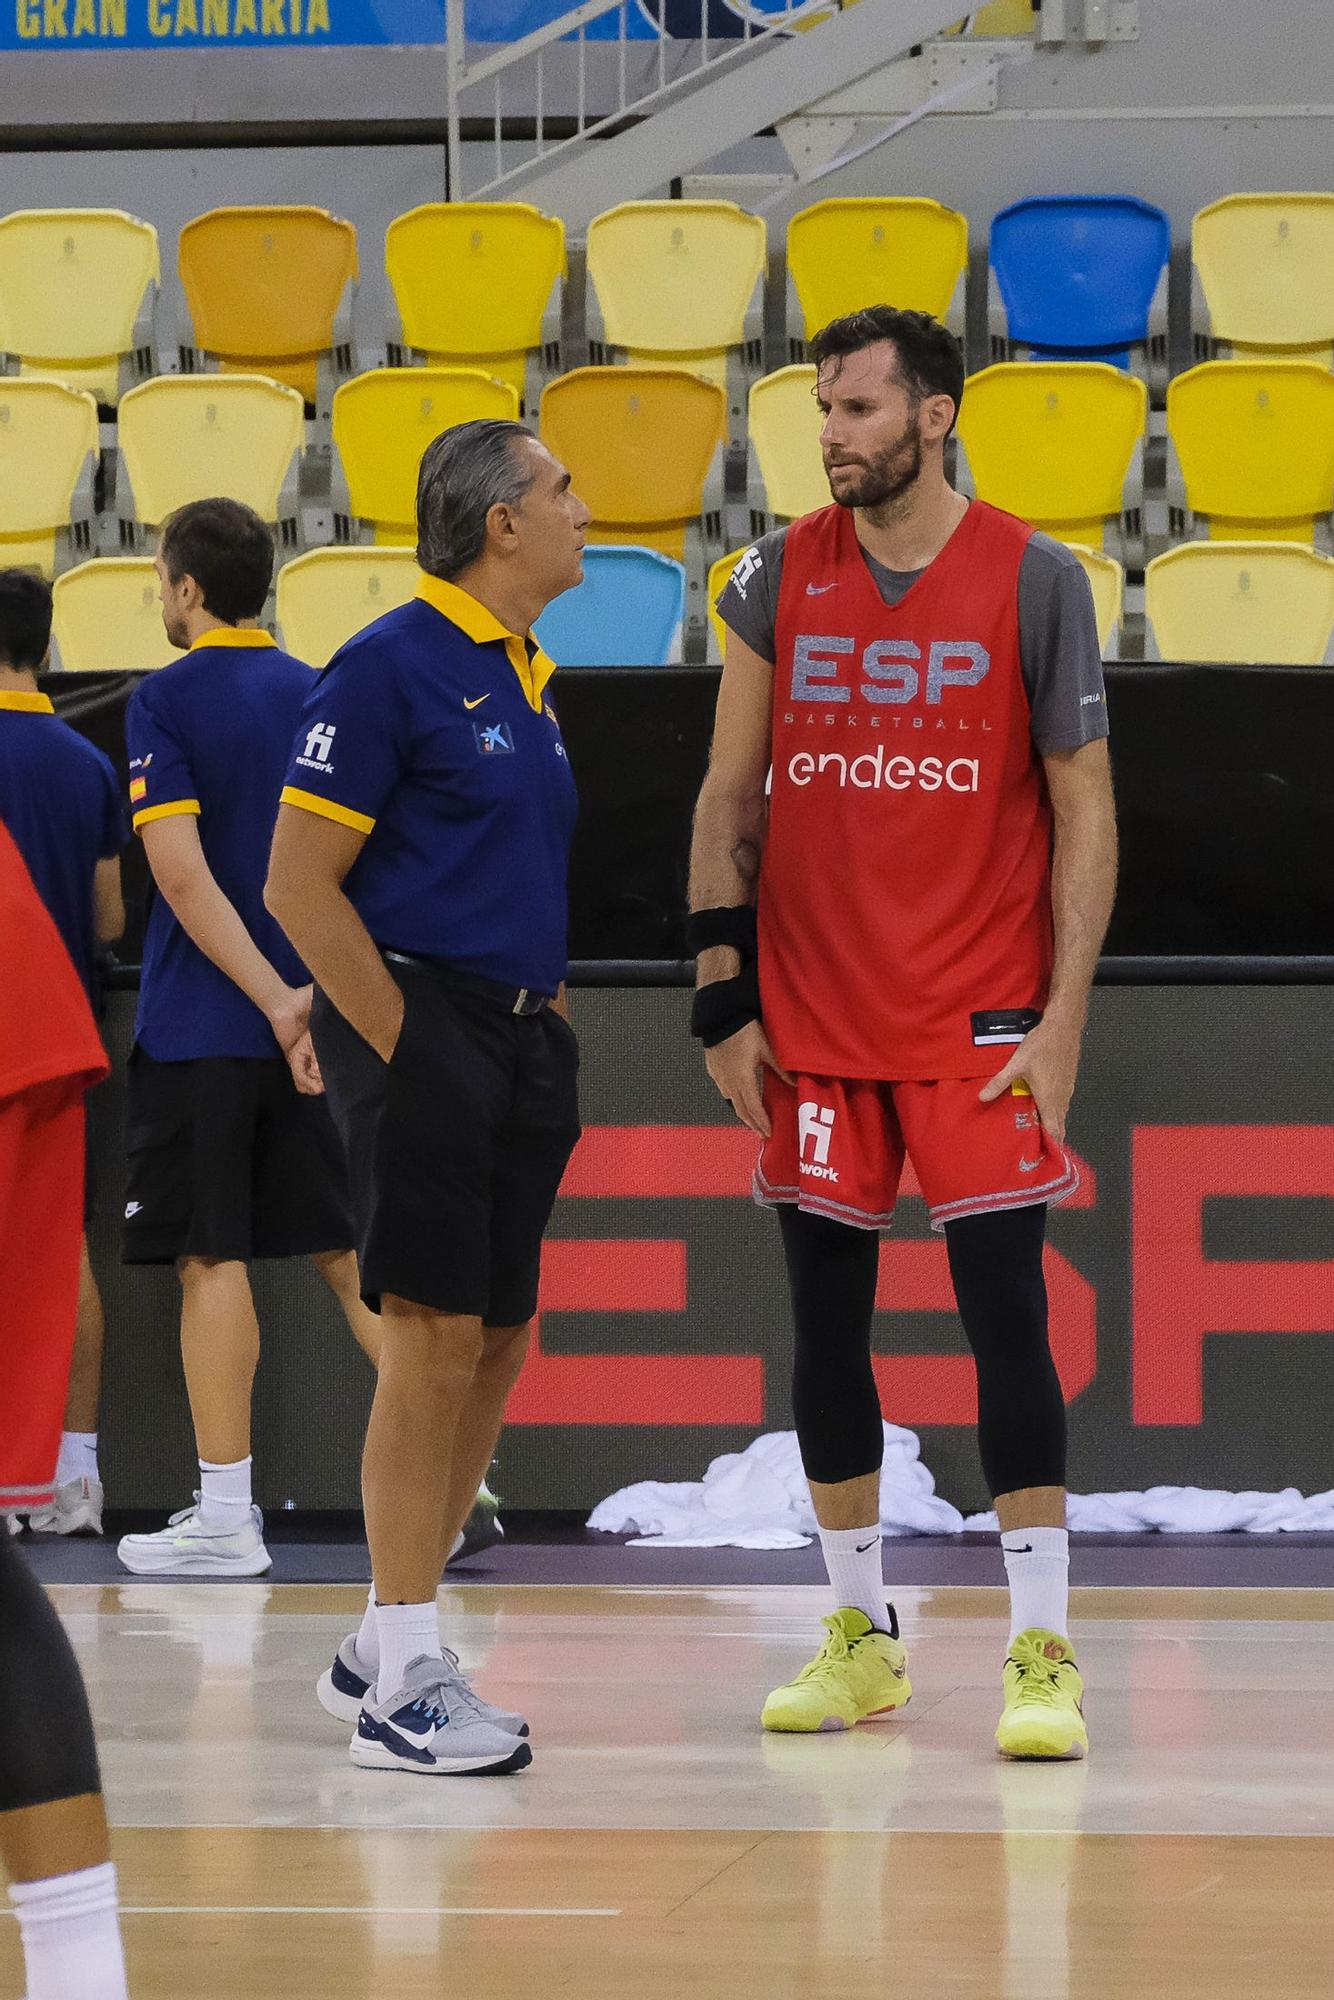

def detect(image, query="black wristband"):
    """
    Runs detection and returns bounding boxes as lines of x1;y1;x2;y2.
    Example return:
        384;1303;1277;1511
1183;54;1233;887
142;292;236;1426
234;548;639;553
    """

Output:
690;966;762;1048
685;905;758;959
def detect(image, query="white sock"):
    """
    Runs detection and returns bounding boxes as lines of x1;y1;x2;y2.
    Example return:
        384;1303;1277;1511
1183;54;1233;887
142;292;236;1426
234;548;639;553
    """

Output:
55;1432;99;1487
9;1861;129;2000
197;1455;253;1532
817;1524;890;1633
375;1601;442;1704
1002;1526;1070;1644
355;1586;380;1668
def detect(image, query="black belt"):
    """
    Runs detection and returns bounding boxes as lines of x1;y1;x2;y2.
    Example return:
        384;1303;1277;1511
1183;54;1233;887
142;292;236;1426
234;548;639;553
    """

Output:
383;950;552;1016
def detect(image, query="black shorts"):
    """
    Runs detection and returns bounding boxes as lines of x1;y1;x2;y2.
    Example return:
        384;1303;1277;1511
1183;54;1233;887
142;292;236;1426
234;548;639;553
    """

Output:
310;964;581;1323
122;1049;353;1266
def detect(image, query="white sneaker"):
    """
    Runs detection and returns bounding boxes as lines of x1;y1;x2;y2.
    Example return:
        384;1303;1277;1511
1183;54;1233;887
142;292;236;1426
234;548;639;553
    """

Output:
117;1497;271;1577
4;1513;20;1537
28;1476;104;1536
318;1634;529;1737
350;1654;532;1776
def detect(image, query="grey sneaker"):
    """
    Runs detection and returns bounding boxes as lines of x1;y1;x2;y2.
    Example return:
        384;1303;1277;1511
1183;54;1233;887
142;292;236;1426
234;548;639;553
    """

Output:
318;1633;529;1737
117;1497;271;1577
29;1476;104;1537
350;1655;531;1776
446;1483;505;1566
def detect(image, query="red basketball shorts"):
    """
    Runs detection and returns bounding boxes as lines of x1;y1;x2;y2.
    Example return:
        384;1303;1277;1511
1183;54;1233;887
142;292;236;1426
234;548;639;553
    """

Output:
0;1079;86;1515
755;1071;1079;1231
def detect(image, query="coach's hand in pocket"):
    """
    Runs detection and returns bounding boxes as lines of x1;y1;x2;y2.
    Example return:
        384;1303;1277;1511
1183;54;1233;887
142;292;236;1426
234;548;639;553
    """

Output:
706;1019;792;1139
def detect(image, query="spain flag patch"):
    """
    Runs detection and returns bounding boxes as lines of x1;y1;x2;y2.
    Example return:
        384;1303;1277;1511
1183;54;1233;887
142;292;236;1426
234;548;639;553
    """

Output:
129;776;147;803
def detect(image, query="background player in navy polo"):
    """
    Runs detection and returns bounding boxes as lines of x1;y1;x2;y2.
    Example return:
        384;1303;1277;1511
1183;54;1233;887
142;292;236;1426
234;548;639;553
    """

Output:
266;419;587;1777
115;498;382;1581
0;569;127;1542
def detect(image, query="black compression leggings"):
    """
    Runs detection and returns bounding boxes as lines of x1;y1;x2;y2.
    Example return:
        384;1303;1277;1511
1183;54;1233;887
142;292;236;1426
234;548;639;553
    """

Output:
0;1534;102;1815
778;1202;1067;1499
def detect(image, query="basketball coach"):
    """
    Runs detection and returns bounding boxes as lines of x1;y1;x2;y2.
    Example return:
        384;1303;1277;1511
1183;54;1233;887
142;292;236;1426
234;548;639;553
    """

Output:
265;420;588;1777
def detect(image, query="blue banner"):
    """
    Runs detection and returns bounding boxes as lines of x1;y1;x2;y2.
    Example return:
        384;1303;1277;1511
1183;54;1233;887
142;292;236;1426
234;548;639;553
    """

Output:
0;0;668;46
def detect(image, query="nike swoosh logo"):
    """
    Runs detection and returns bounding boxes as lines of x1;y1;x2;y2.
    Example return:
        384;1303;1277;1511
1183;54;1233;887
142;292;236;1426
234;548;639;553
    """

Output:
805;582;838;596
464;695;490;710
1018;1158;1043;1173
855;1537;880;1553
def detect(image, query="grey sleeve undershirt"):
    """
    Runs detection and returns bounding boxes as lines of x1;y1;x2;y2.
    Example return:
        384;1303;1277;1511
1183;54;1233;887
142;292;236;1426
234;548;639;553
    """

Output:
715;520;1109;755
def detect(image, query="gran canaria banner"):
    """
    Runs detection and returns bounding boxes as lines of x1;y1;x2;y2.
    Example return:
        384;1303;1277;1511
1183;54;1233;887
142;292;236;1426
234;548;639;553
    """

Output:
4;0;444;43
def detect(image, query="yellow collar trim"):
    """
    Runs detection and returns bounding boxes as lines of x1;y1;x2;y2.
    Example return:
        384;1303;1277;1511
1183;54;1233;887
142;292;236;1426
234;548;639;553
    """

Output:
415;572;557;713
187;628;278;652
0;690;55;713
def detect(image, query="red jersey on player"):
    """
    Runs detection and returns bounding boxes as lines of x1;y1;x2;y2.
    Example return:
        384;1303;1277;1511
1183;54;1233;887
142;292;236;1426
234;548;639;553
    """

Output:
758;499;1053;1081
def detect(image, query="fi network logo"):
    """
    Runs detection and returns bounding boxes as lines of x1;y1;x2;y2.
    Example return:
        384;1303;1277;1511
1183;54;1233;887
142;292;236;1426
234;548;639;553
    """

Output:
303;723;336;764
798;1101;838;1182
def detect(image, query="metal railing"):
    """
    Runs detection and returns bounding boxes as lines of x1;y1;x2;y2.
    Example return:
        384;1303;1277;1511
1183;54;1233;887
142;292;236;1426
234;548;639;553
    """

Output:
444;0;843;203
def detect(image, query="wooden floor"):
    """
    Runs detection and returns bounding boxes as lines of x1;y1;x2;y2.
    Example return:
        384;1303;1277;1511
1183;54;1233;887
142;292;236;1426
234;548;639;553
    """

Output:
4;1583;1334;1997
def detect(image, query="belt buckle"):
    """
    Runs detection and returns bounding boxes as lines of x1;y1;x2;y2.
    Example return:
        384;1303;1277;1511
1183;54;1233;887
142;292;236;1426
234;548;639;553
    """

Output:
512;987;529;1015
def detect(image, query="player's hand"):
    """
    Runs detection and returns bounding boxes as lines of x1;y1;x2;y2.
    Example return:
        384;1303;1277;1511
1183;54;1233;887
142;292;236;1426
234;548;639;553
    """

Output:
977;1012;1083;1144
269;982;314;1056
705;1019;792;1138
285;1029;325;1096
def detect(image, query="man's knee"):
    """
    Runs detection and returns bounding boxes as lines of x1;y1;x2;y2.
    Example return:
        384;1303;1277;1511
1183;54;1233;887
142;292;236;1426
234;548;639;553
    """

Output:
480;1320;531;1385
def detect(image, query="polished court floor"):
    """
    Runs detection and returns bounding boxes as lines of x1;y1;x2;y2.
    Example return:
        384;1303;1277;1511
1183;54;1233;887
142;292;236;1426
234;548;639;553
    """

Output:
4;1581;1333;1997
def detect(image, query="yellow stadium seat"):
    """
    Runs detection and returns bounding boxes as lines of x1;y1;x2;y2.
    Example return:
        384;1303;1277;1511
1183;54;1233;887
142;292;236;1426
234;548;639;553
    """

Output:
116;375;306;542
178;206;359;406
786;199;969;354
707;545;755;664
541;366;725;558
955;362;1147;558
0;210;158;407
0;379;98;577
541;367;726;642
1192;193;1334;365
585;202;766;399
1167;362;1334;547
1145;542;1334;664
331;367;519;546
51;558;176;673
942;1;1036;32
747;366;829;531
385;203;565;409
1066;544;1124;656
276;547;420;667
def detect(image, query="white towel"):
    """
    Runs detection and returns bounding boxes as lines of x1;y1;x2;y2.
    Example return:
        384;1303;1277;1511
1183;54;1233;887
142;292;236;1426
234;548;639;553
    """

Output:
588;1430;1334;1548
586;1424;964;1547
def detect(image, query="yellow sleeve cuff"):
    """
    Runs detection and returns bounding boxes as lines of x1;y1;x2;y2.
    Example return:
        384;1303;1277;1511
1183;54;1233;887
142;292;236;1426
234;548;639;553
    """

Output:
133;799;202;832
279;786;376;836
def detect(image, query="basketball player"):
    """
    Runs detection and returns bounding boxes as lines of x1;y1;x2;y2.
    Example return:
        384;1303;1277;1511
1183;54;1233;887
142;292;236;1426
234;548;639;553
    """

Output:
691;307;1117;1759
0;819;131;1999
0;570;127;1538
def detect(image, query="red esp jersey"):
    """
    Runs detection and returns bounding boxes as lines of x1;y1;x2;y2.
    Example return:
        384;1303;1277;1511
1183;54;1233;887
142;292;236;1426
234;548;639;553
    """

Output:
758;499;1054;1081
0;818;107;1103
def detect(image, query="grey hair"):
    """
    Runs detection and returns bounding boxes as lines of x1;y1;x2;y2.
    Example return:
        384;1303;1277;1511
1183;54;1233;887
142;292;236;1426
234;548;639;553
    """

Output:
416;419;539;580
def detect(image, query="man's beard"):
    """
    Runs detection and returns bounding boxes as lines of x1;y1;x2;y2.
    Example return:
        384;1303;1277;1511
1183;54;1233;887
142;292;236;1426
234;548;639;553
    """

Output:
164;612;190;651
825;420;923;513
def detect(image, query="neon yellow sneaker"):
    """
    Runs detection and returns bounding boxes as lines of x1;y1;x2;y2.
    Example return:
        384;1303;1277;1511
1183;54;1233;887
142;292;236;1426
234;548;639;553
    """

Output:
995;1628;1088;1760
761;1609;911;1733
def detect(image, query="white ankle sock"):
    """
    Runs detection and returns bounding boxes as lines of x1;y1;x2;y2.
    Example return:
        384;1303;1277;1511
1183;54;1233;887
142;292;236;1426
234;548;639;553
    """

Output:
1002;1526;1070;1644
56;1432;98;1487
375;1601;442;1704
356;1586;380;1668
817;1524;890;1633
9;1861;129;2000
197;1456;253;1532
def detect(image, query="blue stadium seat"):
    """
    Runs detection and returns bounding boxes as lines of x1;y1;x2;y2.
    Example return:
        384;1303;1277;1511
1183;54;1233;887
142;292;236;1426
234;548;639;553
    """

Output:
534;544;686;666
988;195;1171;383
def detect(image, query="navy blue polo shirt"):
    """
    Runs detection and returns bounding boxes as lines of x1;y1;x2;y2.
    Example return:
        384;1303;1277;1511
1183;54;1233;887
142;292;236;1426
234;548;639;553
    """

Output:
0;689;127;1003
126;629;315;1062
280;573;578;996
